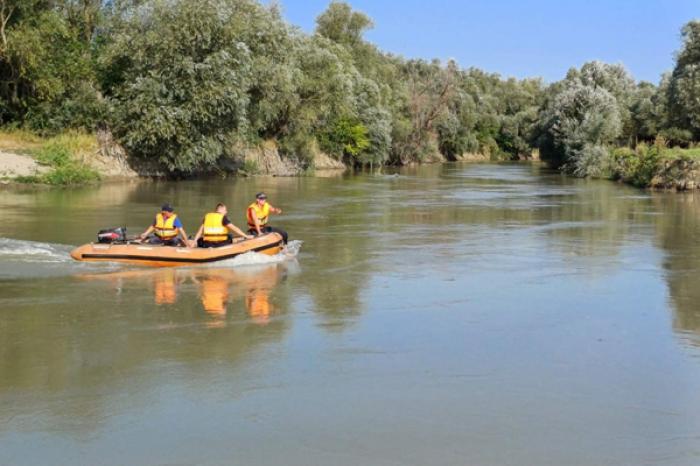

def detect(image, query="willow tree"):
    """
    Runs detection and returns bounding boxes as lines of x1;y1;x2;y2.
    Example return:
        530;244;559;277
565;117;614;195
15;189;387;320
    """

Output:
538;80;622;177
101;0;259;173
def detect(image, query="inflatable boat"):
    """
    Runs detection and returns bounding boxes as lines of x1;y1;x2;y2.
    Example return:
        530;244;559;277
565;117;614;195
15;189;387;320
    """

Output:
70;233;284;267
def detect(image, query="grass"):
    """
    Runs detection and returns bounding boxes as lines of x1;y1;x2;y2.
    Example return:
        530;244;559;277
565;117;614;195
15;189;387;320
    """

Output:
0;128;43;154
660;146;700;160
7;130;101;186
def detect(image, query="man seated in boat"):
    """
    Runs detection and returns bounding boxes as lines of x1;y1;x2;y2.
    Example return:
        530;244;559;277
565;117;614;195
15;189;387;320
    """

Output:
247;192;288;244
138;203;191;247
192;203;252;248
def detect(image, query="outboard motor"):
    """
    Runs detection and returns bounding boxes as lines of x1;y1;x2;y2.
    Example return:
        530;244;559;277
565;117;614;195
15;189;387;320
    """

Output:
97;227;127;244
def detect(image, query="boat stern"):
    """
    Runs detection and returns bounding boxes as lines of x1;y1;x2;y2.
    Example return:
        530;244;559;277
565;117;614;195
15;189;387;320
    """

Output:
70;244;87;261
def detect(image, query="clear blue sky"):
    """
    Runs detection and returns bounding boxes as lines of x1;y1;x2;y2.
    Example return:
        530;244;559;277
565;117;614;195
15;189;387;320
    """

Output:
275;0;697;83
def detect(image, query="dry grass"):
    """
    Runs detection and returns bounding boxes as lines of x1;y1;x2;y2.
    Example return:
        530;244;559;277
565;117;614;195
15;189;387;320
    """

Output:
0;129;98;158
0;129;44;153
0;129;101;185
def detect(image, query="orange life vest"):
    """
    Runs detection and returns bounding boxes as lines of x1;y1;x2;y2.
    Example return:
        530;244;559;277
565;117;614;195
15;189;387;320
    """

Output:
203;212;228;242
155;213;178;239
247;201;270;228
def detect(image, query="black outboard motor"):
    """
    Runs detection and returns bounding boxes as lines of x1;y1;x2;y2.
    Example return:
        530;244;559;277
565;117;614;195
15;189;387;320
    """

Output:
97;227;127;244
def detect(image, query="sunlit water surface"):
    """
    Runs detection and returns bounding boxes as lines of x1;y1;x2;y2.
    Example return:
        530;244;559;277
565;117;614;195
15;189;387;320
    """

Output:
2;163;700;465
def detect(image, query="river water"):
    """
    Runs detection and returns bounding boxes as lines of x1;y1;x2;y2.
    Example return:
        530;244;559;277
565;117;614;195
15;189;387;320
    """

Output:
1;162;700;465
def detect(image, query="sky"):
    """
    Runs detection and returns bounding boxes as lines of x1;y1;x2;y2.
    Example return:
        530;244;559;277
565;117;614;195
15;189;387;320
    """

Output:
276;0;698;83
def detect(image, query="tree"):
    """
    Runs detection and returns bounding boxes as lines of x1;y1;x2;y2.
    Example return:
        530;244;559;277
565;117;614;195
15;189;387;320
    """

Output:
391;59;459;164
667;20;700;139
316;1;373;48
101;0;254;173
0;1;102;130
538;80;621;176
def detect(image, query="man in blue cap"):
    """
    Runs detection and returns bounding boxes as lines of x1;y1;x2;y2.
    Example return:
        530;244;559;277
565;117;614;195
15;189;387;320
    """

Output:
139;203;190;246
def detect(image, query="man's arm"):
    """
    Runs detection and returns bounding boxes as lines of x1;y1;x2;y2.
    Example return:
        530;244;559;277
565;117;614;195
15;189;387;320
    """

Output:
140;224;154;240
192;224;204;243
269;204;282;215
177;227;191;247
227;223;253;239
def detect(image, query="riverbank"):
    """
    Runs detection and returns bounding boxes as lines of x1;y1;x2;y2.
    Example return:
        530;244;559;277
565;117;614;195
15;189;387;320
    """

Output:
0;130;136;186
4;129;700;191
0;130;351;185
608;144;700;191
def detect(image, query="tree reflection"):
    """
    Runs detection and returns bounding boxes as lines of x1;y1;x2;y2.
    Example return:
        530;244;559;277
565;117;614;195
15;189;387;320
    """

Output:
651;193;700;343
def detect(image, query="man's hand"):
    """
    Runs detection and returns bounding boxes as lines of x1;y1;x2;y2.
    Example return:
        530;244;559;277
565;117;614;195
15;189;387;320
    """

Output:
245;234;254;240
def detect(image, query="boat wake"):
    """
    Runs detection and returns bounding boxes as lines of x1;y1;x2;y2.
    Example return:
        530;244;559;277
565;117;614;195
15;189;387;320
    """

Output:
0;237;117;279
0;237;74;263
203;239;303;268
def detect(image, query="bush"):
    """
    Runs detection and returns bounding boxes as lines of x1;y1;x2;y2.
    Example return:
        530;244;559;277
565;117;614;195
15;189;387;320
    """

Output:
41;164;100;185
28;135;100;185
34;142;72;167
611;143;660;187
319;117;370;162
571;144;613;178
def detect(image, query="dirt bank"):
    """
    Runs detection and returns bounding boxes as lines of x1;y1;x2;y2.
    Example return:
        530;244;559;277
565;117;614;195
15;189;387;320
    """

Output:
0;151;49;181
651;158;700;190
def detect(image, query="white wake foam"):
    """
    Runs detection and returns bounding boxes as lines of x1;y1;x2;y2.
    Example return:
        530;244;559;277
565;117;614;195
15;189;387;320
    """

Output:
0;237;73;263
203;239;303;268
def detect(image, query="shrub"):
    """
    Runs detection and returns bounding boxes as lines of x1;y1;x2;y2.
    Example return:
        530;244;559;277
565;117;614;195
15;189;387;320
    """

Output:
29;135;100;185
319;117;370;162
611;143;660;187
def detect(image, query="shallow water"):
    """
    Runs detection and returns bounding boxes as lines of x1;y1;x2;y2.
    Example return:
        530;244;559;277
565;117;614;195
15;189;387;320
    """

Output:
2;163;700;465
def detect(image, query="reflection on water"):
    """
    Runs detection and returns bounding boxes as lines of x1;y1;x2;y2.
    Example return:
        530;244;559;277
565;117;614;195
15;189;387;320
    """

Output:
77;264;288;326
0;263;294;442
3;163;700;465
650;193;700;344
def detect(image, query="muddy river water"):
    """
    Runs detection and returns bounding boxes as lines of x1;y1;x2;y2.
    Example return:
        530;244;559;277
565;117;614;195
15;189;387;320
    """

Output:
1;162;700;465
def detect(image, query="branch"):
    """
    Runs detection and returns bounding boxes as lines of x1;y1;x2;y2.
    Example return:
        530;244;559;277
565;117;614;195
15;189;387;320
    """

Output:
0;2;15;55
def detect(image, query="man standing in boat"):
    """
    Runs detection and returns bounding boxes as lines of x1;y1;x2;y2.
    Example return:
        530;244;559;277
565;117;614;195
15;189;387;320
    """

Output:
139;203;191;247
247;192;288;244
192;203;252;248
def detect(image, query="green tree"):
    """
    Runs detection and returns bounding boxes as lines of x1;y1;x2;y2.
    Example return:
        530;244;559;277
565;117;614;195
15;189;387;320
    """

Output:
316;1;373;49
538;80;621;176
667;20;700;139
0;0;102;130
101;0;256;173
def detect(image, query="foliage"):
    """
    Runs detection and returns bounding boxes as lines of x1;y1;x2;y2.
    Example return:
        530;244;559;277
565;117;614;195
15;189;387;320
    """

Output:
611;143;661;187
667;21;700;139
100;0;257;173
538;77;621;172
1;1;700;186
319;117;370;161
21;132;101;185
0;1;103;132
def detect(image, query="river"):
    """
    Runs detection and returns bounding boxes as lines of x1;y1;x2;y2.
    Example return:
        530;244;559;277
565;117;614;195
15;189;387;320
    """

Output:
1;162;700;465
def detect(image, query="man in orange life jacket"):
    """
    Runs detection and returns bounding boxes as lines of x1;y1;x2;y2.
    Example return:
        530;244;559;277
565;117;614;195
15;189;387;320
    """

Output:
139;203;190;247
192;203;252;248
247;192;288;244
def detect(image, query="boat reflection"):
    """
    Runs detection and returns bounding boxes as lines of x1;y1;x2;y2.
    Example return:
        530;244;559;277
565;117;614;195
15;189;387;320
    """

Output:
77;263;290;325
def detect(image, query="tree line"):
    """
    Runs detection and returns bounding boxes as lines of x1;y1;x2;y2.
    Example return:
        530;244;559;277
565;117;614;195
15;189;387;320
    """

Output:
1;0;699;178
